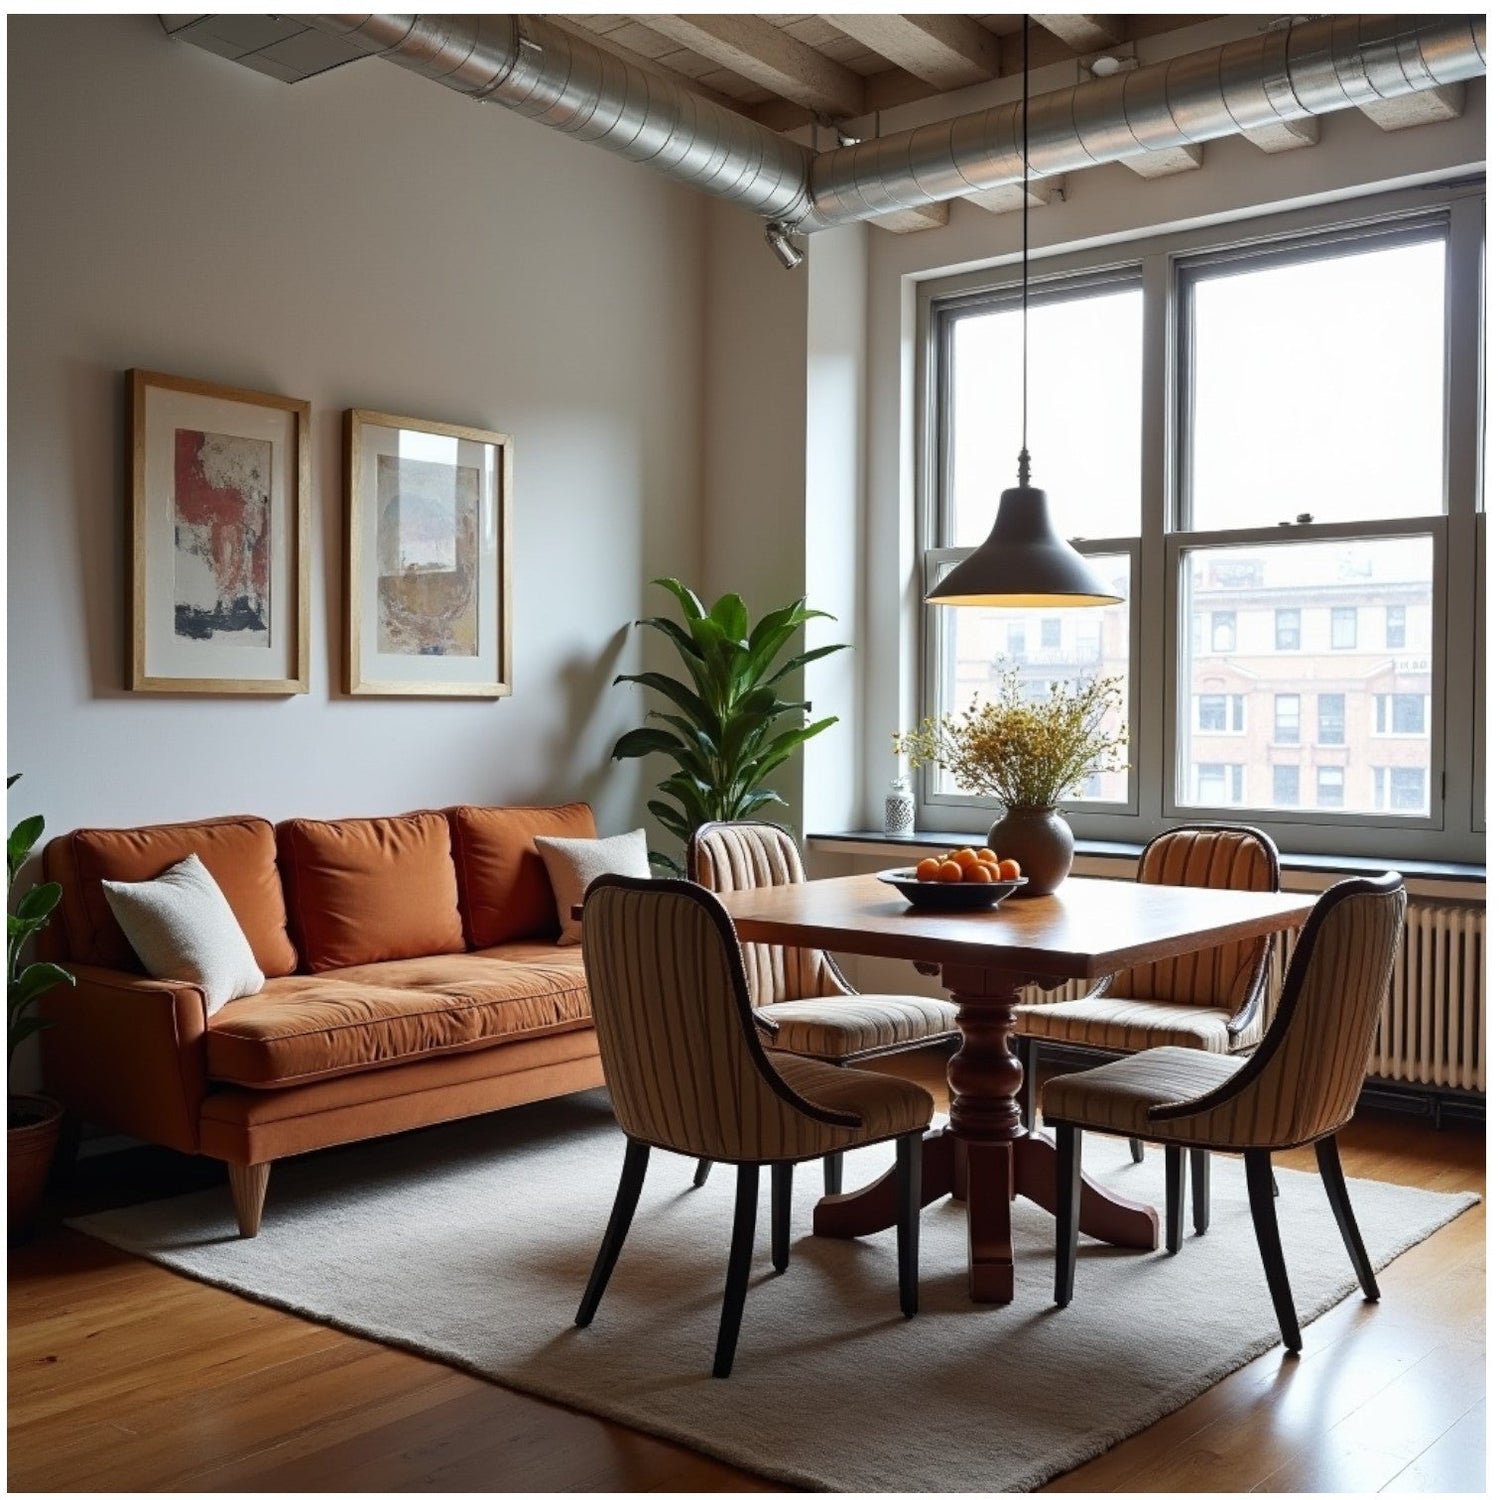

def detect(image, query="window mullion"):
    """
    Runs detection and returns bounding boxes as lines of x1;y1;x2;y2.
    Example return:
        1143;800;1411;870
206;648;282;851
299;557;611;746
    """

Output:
1137;252;1171;833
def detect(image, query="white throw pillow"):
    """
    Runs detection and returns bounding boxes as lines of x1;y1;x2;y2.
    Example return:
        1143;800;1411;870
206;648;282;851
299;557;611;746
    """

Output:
534;828;652;945
102;854;264;1015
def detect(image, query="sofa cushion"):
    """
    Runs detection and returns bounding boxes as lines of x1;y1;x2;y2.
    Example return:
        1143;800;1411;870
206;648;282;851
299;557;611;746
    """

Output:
277;811;465;973
45;816;297;978
206;955;592;1088
447;803;596;947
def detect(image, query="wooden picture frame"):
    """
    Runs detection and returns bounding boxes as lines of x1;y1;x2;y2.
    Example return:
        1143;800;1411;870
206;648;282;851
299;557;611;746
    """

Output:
128;368;310;694
344;409;513;698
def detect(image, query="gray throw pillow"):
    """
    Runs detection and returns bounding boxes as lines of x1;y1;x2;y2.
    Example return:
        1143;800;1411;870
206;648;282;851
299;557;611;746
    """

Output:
102;854;264;1015
534;828;652;945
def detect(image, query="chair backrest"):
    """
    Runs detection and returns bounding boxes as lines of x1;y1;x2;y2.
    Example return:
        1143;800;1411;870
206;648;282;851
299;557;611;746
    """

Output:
686;821;848;1006
1155;873;1407;1149
1105;824;1281;1021
580;875;858;1162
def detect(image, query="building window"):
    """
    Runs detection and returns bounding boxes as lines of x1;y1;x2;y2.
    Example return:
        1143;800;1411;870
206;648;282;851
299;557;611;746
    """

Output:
1275;609;1301;650
1040;618;1062;650
1374;766;1428;814
1317;766;1345;808
1273;694;1300;744
1210;611;1236;653
1317;693;1346;745
1197;694;1244;733
1006;623;1026;657
1272;765;1300;806
1386;605;1407;649
1194;763;1243;805
1374;693;1428;735
1331;607;1358;649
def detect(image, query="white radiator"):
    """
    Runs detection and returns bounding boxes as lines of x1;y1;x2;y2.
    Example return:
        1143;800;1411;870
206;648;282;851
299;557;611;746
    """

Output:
1026;899;1486;1095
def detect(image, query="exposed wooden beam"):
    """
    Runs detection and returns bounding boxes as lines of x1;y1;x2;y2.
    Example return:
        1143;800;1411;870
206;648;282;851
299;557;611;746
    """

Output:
1032;15;1128;53
964;177;1066;215
1242;116;1321;154
637;14;865;118
1360;82;1465;132
872;201;951;234
819;14;1001;90
1121;143;1203;178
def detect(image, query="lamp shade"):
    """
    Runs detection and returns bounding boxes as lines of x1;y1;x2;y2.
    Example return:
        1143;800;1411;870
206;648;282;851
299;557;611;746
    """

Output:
926;483;1123;607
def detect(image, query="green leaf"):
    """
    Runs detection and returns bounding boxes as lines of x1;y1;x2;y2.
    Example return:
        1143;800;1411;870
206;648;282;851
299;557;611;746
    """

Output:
763;641;850;689
7;814;44;877
12;962;73;1005
610;726;689;762
646;799;692;841
612;672;716;733
651;577;707;622
647;850;685;877
707;592;749;647
16;881;61;922
6;774;19;790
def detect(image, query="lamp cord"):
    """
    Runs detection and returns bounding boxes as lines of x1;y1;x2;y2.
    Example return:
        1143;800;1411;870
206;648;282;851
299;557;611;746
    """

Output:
1019;14;1030;488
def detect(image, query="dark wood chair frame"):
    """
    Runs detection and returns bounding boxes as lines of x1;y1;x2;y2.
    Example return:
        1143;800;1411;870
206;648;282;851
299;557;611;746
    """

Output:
1019;822;1283;1234
1046;873;1401;1354
574;874;927;1378
686;820;959;1199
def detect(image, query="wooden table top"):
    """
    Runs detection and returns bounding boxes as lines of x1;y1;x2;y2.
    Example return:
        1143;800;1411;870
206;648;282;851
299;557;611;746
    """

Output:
716;873;1317;982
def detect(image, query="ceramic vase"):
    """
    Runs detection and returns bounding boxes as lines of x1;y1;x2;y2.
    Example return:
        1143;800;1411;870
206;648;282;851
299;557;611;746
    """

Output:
986;805;1073;897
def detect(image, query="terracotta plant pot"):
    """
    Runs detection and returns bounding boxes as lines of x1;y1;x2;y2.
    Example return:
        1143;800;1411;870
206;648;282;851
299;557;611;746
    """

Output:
987;805;1074;897
9;1093;63;1233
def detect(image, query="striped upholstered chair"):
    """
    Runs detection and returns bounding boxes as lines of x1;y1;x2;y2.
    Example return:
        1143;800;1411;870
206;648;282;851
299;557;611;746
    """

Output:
687;821;958;1194
1016;823;1281;1232
1043;872;1406;1352
575;874;932;1377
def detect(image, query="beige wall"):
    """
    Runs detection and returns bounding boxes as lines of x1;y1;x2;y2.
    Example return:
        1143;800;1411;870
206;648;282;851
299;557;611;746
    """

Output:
7;15;707;849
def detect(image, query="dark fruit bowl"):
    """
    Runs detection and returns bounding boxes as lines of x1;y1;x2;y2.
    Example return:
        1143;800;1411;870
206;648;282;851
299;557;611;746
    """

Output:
876;868;1028;911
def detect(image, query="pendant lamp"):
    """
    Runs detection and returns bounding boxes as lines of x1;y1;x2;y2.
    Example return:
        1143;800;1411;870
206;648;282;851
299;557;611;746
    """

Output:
927;16;1122;609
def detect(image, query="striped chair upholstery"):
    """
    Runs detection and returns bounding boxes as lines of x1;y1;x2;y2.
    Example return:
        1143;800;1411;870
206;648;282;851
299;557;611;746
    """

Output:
688;821;959;1062
1042;873;1407;1351
575;875;933;1375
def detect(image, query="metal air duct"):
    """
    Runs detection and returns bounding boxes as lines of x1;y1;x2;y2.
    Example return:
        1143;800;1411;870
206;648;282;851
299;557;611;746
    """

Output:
304;14;816;225
799;14;1486;230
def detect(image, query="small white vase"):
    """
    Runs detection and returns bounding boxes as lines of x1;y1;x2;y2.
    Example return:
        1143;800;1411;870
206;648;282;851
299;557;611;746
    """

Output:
884;776;915;835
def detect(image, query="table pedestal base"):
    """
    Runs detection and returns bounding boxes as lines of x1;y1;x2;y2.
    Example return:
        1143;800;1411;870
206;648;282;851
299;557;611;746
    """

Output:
812;1126;1159;1302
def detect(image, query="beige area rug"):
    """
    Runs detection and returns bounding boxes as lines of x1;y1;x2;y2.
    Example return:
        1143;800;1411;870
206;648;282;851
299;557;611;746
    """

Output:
70;1090;1477;1492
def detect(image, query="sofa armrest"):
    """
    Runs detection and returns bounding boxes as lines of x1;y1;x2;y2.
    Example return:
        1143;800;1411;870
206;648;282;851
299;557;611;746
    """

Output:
38;964;209;1154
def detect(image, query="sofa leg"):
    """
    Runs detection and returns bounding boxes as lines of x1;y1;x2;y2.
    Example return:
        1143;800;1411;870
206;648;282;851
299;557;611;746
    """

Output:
228;1162;271;1237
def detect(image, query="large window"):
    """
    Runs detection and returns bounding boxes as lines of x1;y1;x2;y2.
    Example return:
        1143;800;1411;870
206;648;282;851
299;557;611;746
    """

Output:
921;194;1484;862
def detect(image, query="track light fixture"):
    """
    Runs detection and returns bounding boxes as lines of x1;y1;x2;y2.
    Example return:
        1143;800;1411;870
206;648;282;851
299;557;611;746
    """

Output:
764;221;804;270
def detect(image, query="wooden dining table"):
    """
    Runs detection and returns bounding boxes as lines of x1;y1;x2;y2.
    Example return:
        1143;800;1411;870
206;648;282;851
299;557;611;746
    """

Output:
716;871;1317;1305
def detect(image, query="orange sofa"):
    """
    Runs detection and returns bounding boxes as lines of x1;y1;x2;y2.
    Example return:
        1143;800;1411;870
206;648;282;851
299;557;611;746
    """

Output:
38;803;606;1235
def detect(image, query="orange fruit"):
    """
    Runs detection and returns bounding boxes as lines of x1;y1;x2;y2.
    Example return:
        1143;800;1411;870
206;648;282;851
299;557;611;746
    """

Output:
965;862;994;883
996;857;1022;881
976;848;999;865
935;860;965;883
914;857;942;882
953;848;980;870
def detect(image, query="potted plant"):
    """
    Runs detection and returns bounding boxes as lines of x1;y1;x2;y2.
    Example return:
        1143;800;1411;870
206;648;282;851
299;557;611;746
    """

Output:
895;670;1129;896
8;774;74;1231
612;579;849;873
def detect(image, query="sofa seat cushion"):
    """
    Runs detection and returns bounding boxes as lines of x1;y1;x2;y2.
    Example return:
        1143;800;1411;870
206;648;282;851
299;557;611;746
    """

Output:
206;960;592;1088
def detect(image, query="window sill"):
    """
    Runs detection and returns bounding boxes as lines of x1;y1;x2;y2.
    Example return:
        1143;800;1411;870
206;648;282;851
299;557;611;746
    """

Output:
807;829;1485;900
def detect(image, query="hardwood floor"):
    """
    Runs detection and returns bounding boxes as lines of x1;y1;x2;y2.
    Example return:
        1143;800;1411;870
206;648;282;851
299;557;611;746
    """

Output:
8;1051;1484;1492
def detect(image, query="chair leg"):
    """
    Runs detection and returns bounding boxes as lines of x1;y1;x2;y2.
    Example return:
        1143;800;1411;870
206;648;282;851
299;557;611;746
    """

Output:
692;1157;713;1188
1191;1148;1211;1236
1017;1036;1037;1132
1164;1145;1185;1254
228;1162;271;1238
896;1130;922;1318
1129;1137;1145;1164
714;1163;760;1378
1315;1135;1380;1302
823;1152;844;1196
576;1140;650;1328
771;1161;793;1274
1054;1122;1082;1307
1245;1149;1301;1353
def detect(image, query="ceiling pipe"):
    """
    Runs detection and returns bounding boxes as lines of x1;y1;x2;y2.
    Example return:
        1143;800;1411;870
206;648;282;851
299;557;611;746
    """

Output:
303;15;1485;255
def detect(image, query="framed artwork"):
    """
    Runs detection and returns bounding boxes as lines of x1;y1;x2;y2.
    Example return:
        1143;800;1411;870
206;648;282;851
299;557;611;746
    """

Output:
344;409;513;698
128;368;310;694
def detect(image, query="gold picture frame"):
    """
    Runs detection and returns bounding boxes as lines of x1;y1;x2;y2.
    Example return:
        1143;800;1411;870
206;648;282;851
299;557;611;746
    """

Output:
128;368;310;694
344;409;513;698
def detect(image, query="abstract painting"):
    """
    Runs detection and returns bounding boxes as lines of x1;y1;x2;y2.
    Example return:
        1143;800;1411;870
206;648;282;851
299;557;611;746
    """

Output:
173;428;272;645
345;409;511;697
374;454;479;656
129;370;309;694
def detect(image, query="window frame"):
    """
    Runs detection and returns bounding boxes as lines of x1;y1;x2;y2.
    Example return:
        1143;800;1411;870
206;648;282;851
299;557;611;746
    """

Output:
913;186;1483;863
